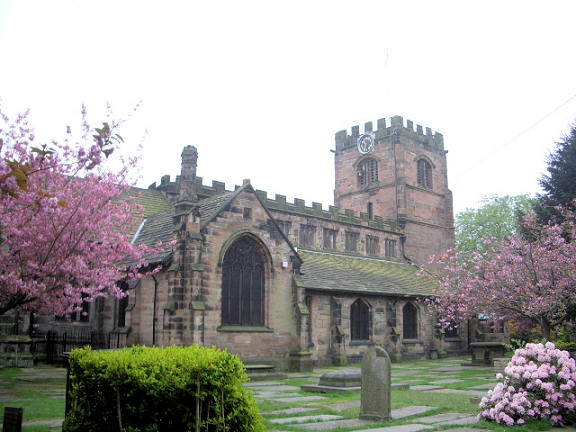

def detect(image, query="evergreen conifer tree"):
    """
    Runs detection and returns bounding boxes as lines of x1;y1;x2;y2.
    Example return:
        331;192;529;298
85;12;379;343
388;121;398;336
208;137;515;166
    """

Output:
533;123;576;224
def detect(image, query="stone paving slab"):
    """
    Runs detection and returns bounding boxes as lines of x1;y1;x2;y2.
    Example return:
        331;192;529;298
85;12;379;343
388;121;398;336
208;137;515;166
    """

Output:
430;379;463;385
354;424;433;432
391;370;421;376
270;414;343;424
301;382;409;393
441;428;491;432
436;415;479;426
433;366;475;372
412;412;471;424
0;394;33;402
429;389;488;397
410;385;444;391
392;406;437;419
272;395;328;403
469;383;496;390
262;407;318;415
254;391;301;399
293;418;372;430
249;384;300;391
327;400;361;411
244;380;282;387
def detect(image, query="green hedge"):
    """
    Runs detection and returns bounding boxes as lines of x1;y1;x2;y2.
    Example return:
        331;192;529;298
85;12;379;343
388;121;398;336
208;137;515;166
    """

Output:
63;345;264;432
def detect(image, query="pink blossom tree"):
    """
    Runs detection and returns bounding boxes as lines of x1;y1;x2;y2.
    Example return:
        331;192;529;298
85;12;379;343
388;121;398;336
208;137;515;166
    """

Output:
0;103;164;318
423;207;576;340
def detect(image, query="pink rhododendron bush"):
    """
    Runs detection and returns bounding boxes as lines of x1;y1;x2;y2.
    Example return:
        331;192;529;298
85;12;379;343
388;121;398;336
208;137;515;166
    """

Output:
479;342;576;426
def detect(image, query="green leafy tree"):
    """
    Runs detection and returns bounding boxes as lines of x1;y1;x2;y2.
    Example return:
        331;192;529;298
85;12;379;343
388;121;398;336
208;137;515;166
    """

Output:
455;194;534;256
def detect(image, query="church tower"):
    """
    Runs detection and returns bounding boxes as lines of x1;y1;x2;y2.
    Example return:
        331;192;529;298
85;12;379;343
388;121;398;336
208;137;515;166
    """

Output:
333;115;454;264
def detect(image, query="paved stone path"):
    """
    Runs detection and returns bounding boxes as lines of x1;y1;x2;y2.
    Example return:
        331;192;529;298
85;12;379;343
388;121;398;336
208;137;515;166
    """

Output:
250;362;500;431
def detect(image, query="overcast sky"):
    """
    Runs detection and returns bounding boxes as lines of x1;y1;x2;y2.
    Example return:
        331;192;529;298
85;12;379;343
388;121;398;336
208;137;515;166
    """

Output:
1;1;575;215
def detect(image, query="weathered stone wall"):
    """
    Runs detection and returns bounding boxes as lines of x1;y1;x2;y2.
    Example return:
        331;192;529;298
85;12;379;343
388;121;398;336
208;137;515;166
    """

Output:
333;116;454;265
194;189;299;359
306;291;450;364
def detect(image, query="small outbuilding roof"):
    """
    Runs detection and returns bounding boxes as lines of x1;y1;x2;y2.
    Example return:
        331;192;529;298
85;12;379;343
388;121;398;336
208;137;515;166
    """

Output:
295;250;435;297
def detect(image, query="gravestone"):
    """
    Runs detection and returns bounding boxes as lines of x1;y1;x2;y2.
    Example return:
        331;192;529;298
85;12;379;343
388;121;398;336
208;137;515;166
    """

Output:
3;406;23;432
360;345;391;421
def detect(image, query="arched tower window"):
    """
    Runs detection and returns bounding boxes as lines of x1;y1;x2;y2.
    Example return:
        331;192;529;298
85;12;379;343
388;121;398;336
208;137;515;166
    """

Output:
417;159;432;189
403;302;418;339
350;298;371;340
221;236;266;326
358;158;378;187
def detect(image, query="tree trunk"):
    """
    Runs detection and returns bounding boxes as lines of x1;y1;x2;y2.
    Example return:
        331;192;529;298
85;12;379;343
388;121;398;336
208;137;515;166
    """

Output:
540;317;551;340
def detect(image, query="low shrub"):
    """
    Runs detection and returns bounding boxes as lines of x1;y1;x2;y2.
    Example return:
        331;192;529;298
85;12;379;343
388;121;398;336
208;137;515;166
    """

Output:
479;342;576;426
63;345;264;432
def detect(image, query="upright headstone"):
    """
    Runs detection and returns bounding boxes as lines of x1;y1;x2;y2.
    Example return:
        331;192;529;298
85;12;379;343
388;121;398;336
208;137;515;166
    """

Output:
3;406;23;432
360;345;391;421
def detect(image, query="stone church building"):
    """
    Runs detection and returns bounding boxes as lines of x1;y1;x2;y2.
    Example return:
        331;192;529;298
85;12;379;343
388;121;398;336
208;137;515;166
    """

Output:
44;115;469;368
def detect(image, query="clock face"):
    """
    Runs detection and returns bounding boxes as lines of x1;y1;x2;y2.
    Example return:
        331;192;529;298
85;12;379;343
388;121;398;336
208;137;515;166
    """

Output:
357;133;375;154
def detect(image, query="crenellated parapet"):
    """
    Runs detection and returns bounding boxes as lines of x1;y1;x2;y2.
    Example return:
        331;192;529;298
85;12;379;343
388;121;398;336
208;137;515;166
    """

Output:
334;115;444;152
254;189;399;232
149;175;400;233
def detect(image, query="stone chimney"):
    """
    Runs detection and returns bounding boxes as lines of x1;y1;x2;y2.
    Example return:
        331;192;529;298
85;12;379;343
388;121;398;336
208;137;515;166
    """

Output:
178;145;198;202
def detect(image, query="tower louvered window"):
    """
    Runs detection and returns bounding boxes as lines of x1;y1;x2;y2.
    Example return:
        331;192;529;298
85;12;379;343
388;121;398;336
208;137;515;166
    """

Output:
417;159;432;189
358;158;378;186
221;237;265;326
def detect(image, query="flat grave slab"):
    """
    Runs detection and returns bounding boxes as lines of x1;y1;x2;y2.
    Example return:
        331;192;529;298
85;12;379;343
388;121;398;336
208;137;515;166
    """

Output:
244;381;282;387
413;412;472;424
301;382;409;393
271;395;328;403
302;367;410;393
432;366;470;372
253;391;301;399
318;368;361;387
293;418;372;430
430;379;463;385
429;388;488;397
391;406;437;419
269;414;343;424
327;400;361;411
436;415;479;426
354;424;434;432
440;428;492;432
469;383;496;390
409;385;444;391
261;407;317;415
249;384;300;391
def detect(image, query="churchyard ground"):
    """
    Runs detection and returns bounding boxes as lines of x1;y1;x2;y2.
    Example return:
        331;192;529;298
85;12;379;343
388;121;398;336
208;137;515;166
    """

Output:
1;356;574;431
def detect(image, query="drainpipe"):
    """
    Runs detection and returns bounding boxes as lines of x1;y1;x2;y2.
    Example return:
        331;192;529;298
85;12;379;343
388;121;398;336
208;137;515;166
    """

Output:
152;274;158;346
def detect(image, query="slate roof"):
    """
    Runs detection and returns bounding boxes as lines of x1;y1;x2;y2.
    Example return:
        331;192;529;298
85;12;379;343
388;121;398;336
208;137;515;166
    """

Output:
295;250;436;297
198;190;239;229
130;187;243;263
130;187;173;216
131;210;174;263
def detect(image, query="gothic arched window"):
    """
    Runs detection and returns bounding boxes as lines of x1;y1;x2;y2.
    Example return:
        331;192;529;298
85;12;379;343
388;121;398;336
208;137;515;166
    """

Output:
350;299;370;340
221;236;265;326
417;159;432;189
403;302;418;339
358;158;378;187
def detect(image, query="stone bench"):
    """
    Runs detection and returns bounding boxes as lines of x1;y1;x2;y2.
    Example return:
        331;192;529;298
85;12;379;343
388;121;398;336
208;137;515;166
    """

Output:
244;364;286;381
469;342;507;365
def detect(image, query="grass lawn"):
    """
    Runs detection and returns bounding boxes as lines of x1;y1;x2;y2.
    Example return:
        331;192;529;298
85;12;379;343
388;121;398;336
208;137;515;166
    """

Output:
0;356;566;432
